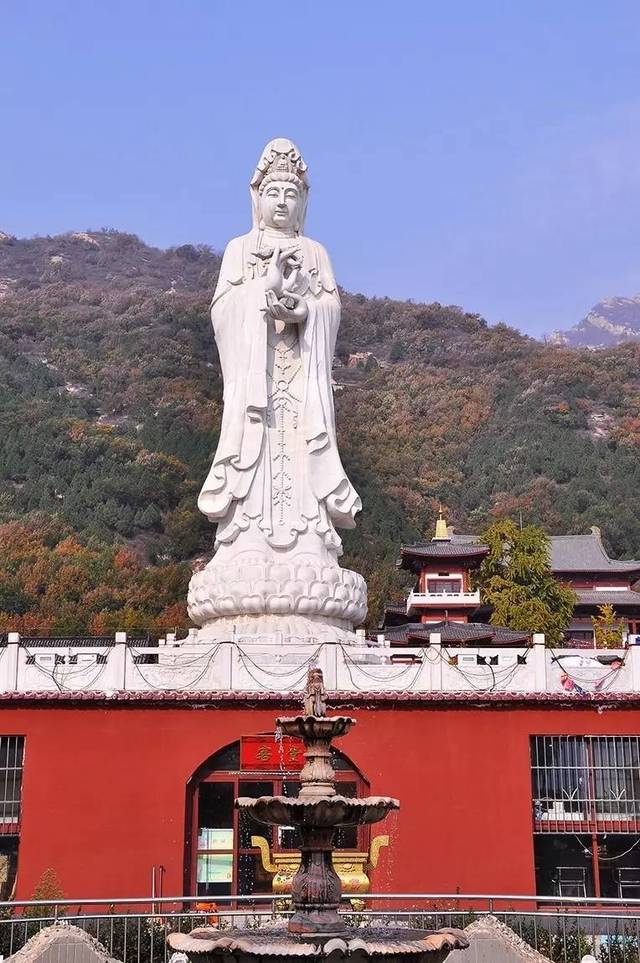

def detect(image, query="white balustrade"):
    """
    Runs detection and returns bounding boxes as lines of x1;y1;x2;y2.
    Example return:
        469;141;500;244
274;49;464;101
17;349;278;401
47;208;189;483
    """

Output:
0;632;637;696
406;590;481;611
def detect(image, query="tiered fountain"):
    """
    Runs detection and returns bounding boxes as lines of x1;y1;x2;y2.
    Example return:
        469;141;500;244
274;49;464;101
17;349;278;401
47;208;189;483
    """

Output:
168;669;468;962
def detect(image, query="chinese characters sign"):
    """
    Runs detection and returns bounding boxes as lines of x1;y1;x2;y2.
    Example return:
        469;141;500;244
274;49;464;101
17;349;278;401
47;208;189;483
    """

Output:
240;734;305;771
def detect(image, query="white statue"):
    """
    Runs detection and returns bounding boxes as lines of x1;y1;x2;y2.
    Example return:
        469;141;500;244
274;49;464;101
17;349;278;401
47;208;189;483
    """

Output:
188;139;367;643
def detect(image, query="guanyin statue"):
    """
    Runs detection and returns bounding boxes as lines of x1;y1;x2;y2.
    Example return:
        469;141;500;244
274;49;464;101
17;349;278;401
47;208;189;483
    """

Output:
188;139;367;643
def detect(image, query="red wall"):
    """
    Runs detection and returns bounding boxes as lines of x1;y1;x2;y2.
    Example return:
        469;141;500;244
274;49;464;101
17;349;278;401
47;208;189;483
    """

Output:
4;700;640;900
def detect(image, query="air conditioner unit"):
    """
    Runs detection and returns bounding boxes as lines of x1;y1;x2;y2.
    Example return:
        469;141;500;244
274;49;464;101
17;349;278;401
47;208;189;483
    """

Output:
629;635;640;645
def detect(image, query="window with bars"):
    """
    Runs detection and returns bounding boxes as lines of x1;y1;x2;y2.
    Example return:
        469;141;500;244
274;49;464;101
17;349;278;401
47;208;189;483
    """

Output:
531;735;640;832
0;737;24;832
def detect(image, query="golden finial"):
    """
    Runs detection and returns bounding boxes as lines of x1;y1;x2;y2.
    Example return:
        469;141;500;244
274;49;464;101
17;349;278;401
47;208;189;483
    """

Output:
433;504;450;542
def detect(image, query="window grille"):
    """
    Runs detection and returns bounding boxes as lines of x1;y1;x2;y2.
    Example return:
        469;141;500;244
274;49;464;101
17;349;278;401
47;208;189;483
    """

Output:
0;737;24;833
531;735;640;833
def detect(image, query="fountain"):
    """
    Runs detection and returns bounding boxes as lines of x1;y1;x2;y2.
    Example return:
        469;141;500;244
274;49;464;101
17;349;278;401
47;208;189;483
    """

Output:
168;669;468;962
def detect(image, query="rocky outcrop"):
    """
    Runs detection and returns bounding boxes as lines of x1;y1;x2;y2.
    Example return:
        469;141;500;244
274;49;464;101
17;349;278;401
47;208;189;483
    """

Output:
552;294;640;347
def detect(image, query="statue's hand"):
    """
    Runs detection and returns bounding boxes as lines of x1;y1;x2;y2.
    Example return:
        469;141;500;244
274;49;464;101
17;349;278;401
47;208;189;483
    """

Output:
265;244;301;297
265;289;308;325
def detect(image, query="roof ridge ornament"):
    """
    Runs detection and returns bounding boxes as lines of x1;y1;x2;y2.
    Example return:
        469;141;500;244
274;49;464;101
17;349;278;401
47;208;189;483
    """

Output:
432;504;450;542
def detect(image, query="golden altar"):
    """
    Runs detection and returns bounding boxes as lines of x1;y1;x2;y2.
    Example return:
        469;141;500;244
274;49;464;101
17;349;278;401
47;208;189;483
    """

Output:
251;834;389;909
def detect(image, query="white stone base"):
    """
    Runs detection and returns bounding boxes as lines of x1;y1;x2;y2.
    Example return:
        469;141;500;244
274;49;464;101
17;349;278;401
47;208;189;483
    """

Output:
190;614;365;645
187;553;367;645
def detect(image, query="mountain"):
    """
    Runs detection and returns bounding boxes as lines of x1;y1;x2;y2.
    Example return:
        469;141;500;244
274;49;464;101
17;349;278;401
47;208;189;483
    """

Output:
551;293;640;347
1;229;640;633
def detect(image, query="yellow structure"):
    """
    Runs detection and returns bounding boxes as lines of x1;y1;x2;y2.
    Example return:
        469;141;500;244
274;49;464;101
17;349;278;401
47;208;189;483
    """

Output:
433;506;449;541
251;835;389;910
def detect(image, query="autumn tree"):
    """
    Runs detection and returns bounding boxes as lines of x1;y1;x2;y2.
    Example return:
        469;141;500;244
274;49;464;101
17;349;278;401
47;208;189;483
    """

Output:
591;603;625;649
0;518;191;636
476;519;576;646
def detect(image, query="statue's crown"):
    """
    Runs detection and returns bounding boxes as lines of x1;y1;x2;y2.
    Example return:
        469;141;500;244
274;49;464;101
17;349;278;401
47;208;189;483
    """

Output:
252;139;308;191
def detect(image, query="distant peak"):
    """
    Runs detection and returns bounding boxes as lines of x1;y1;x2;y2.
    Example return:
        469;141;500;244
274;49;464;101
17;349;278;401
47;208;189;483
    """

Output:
551;292;640;348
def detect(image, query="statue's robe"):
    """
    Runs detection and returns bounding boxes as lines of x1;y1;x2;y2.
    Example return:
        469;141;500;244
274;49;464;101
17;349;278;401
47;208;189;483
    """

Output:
198;230;361;551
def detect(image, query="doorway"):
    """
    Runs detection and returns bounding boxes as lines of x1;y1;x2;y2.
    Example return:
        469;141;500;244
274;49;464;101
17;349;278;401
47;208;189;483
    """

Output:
186;738;369;898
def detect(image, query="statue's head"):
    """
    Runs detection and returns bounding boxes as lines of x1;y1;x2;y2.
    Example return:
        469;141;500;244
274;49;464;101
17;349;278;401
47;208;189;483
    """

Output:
258;176;302;232
250;138;309;234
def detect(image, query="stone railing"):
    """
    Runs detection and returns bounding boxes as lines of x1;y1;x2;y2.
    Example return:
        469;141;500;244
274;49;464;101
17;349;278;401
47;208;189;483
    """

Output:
0;632;637;696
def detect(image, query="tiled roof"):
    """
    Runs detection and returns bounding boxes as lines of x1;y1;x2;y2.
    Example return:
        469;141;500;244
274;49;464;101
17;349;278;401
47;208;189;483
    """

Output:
0;689;636;708
382;621;427;642
574;589;640;607
0;636;154;647
399;542;489;560
379;603;408;629
429;529;640;576
449;533;483;545
382;620;530;646
550;532;640;574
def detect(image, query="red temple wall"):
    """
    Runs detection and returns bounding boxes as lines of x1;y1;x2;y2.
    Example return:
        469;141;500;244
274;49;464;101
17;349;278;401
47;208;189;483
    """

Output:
4;701;640;900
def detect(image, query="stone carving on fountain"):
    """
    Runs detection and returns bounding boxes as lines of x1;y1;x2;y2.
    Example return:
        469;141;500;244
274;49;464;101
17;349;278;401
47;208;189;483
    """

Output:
188;139;367;643
168;668;468;961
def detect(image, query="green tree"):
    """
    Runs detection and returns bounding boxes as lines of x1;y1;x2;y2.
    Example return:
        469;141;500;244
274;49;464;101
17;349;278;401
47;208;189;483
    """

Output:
134;504;162;530
592;603;625;649
476;519;576;646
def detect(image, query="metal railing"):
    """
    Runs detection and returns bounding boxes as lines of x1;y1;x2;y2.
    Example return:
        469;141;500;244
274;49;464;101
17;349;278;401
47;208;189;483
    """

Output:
2;894;640;963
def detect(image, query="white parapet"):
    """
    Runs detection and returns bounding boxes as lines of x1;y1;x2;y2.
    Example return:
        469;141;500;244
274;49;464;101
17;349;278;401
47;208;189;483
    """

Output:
0;633;635;696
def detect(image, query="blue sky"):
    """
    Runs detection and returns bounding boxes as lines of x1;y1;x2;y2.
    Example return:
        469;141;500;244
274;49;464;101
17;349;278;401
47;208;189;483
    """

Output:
2;0;640;336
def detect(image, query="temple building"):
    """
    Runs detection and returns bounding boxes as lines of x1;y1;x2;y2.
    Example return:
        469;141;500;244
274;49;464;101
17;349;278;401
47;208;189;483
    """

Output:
379;518;640;646
551;528;640;643
3;632;640;905
395;515;489;624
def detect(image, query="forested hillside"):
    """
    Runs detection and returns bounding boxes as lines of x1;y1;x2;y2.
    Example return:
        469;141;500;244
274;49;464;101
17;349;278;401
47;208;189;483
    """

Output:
1;229;640;634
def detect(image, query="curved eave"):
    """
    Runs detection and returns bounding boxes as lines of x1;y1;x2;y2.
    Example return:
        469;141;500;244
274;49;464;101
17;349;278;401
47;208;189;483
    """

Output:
398;545;489;573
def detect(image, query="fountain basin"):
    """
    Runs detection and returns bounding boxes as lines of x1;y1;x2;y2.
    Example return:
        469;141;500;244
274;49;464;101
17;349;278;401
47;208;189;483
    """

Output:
277;717;356;741
237;796;399;828
168;924;469;963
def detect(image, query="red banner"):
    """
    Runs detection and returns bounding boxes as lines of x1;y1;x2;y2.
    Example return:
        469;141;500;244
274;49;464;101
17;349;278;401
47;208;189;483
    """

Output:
240;734;305;771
